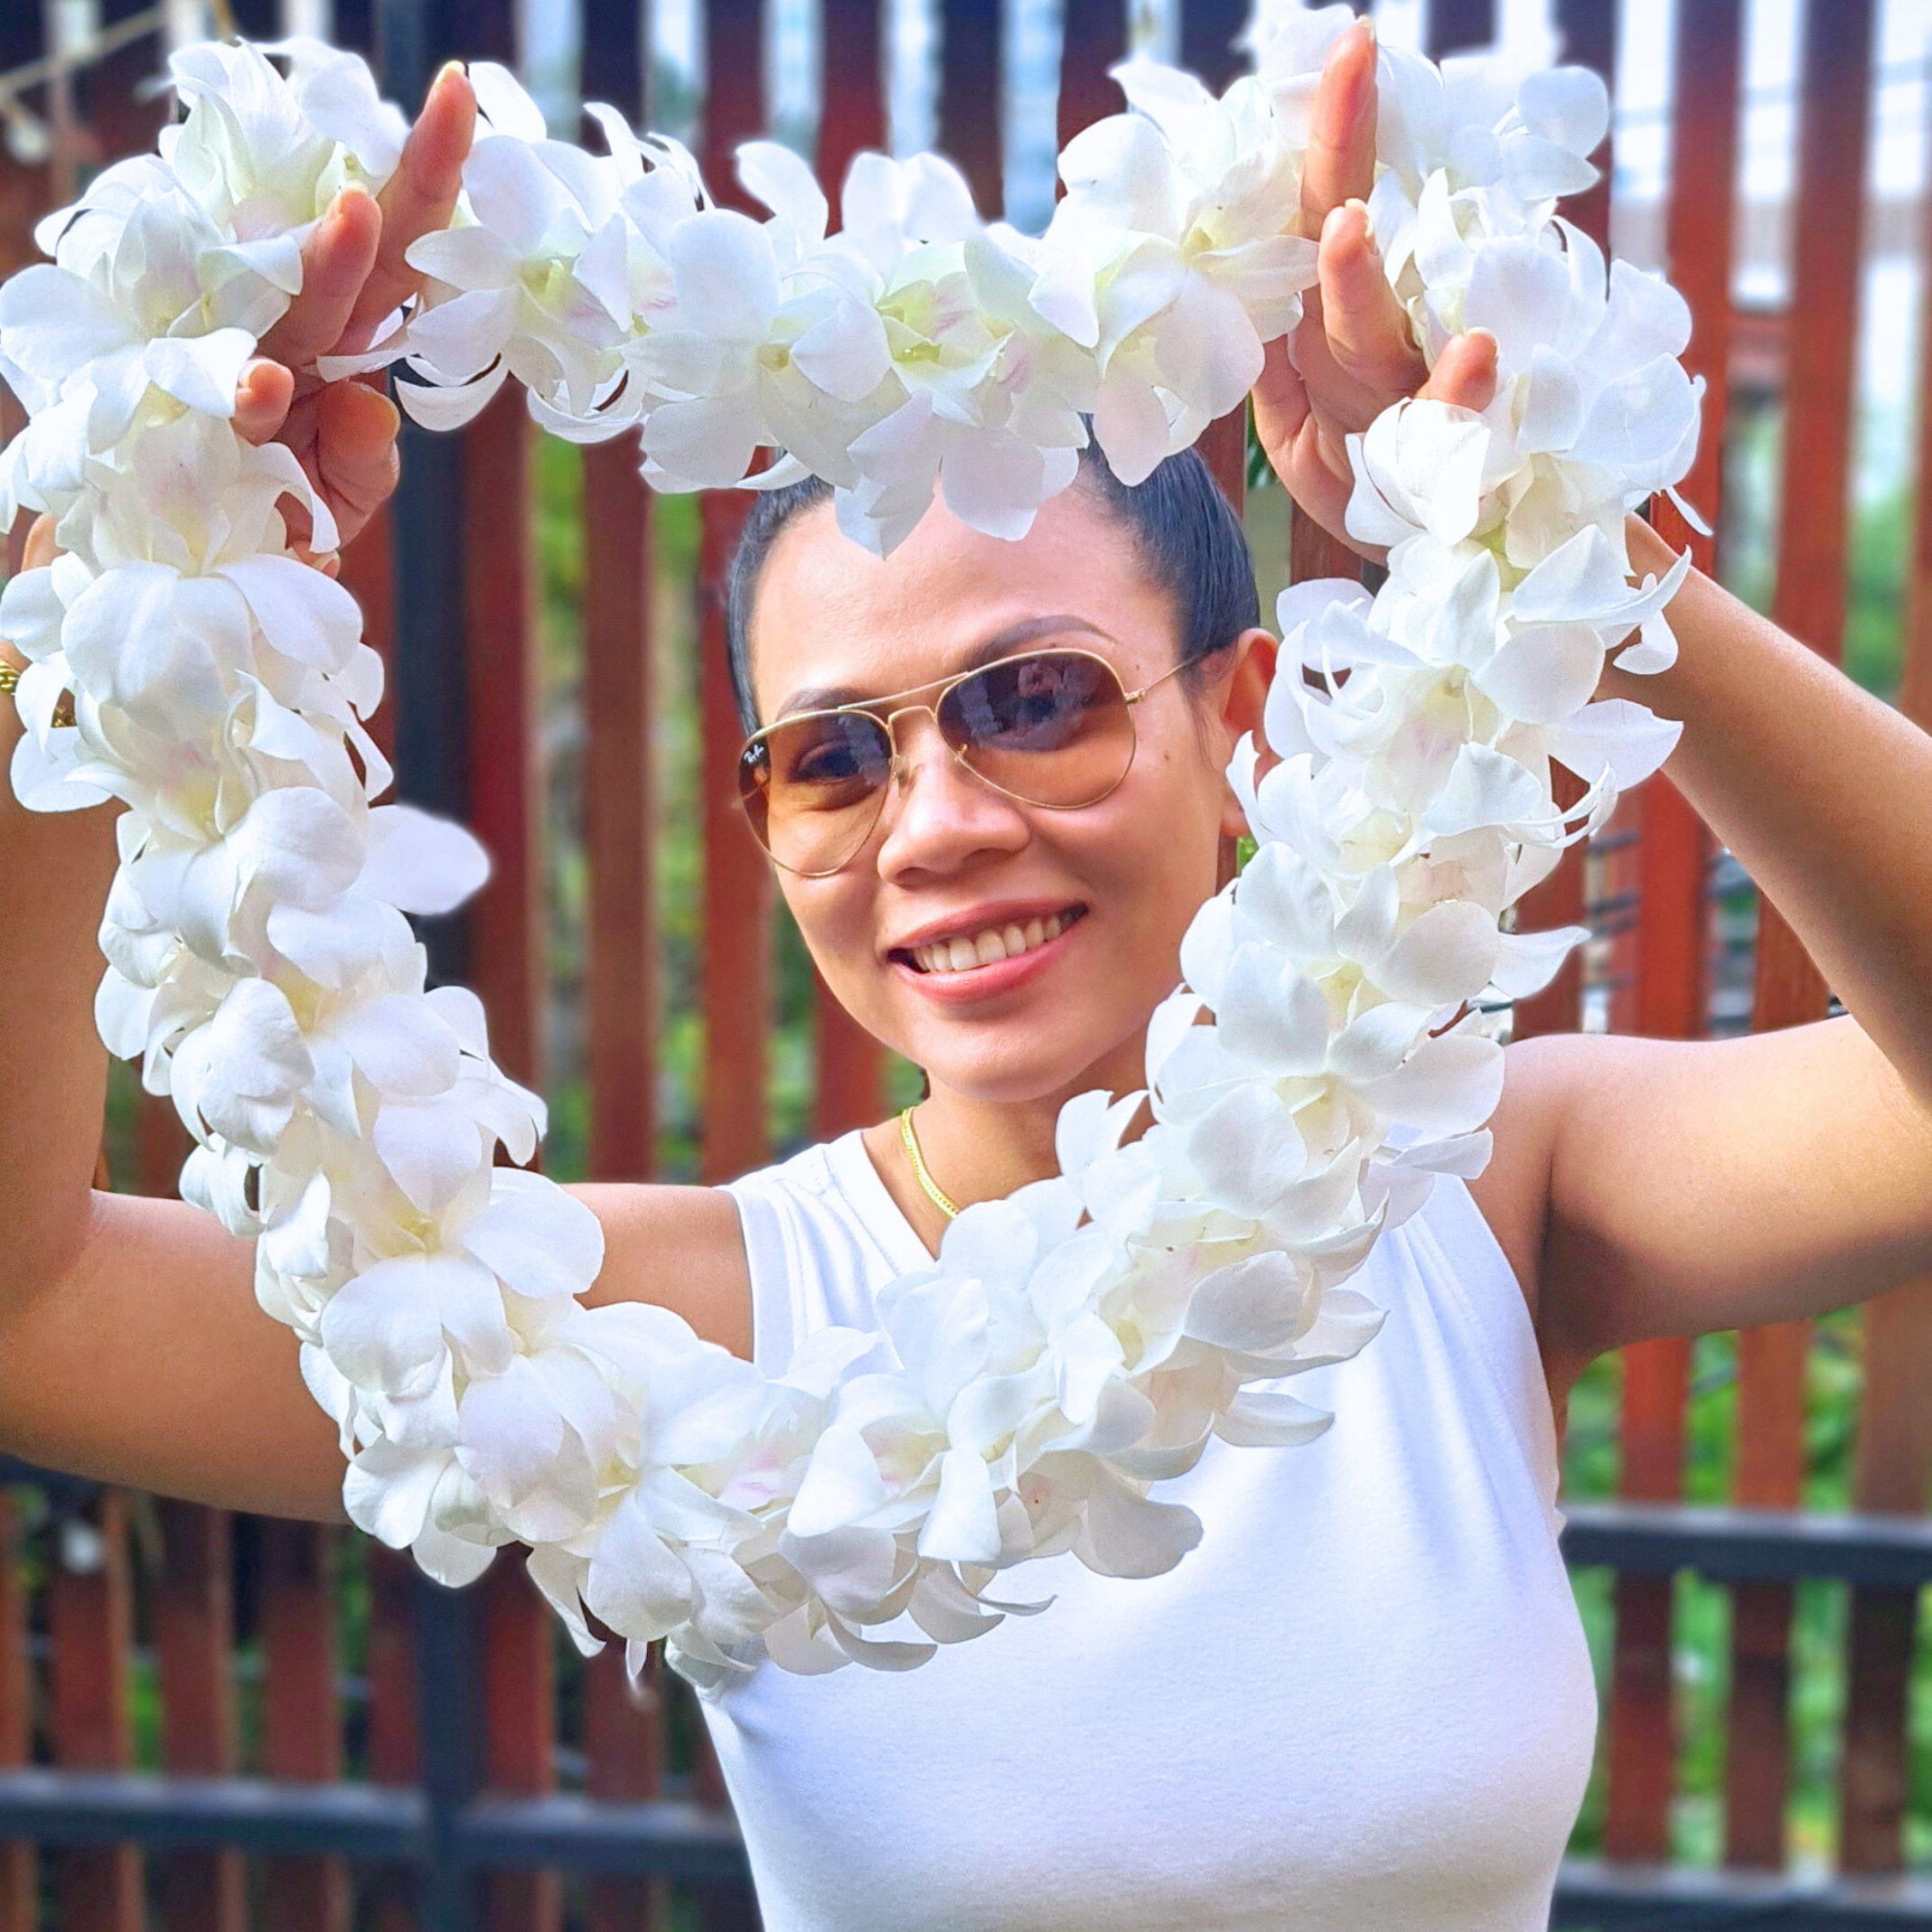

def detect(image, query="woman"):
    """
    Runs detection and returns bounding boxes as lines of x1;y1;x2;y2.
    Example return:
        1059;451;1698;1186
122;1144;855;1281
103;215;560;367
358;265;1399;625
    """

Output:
5;22;1932;1929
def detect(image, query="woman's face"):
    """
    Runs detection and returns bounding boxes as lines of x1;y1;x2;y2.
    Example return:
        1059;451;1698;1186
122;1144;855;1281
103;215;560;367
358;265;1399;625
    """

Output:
746;485;1274;1111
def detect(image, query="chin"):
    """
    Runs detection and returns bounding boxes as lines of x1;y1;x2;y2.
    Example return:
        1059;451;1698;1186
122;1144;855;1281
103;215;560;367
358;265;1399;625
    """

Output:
909;1013;1145;1109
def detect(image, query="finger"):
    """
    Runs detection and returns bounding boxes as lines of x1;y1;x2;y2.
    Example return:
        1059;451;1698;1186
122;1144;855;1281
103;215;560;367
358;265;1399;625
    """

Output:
1318;200;1426;399
1418;331;1500;414
233;358;295;445
1298;19;1377;240
312;380;402;539
1251;333;1312;462
257;187;381;372
341;61;476;352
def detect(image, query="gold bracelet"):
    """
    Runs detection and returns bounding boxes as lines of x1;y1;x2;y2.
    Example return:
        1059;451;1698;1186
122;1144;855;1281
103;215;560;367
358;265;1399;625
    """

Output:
0;658;76;728
898;1104;960;1221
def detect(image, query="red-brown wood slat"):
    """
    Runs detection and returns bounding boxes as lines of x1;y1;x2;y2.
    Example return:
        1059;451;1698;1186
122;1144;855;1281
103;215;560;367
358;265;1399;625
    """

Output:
364;1543;422;1932
50;1489;141;1931
585;438;660;1177
1510;0;1618;1048
1838;1278;1932;1871
0;1496;33;1932
820;0;888;202
154;1502;245;1932
1600;0;1745;1866
700;0;774;1187
259;1520;349;1932
482;1556;560;1932
1722;0;1874;1872
1835;142;1932;1870
455;19;558;1921
938;0;1004;217
1057;0;1125;154
584;0;661;1186
811;0;892;1144
586;1643;666;1932
464;389;545;1089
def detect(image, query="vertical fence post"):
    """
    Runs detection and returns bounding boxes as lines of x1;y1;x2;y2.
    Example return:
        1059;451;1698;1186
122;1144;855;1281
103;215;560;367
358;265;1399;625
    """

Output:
260;1519;351;1932
1723;0;1874;1872
415;1572;483;1932
1055;0;1123;154
938;0;1002;216
1599;0;1744;1869
366;1542;424;1932
0;1496;32;1932
811;0;892;1143
586;1643;667;1932
578;5;672;1900
50;1489;141;1932
699;0;774;1188
154;1501;246;1932
1835;119;1932;1870
1181;0;1253;92
1425;0;1496;61
482;1556;560;1932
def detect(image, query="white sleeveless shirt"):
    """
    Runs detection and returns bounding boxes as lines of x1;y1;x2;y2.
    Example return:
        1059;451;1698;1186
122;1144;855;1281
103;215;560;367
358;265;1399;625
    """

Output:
710;1132;1595;1932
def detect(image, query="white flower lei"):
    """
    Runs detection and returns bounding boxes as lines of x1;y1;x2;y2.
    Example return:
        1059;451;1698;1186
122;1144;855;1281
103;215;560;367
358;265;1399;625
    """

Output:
0;7;1700;1691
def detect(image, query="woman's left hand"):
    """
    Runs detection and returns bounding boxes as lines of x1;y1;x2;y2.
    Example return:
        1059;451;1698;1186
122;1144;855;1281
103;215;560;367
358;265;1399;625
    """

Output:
1252;19;1497;556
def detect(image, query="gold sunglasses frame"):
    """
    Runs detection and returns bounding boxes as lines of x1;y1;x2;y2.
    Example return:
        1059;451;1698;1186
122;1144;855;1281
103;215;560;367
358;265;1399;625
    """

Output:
736;646;1193;878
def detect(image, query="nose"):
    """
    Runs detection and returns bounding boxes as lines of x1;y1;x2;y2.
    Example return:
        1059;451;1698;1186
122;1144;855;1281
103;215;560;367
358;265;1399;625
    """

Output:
874;708;1030;878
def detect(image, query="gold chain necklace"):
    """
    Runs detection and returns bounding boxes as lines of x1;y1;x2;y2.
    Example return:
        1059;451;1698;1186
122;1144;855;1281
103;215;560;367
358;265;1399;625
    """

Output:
897;1104;960;1220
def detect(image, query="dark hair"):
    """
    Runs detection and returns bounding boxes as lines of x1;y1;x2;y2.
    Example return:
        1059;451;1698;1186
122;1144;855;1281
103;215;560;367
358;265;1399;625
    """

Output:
722;441;1261;733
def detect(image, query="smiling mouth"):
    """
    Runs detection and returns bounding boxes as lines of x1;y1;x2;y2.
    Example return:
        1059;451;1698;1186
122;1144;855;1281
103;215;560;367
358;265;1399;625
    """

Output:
896;905;1088;975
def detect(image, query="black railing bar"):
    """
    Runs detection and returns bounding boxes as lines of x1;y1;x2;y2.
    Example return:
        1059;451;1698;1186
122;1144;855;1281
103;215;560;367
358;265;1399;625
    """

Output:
1561;1502;1932;1590
0;1768;426;1861
0;1770;752;1882
455;1794;750;1885
1555;1856;1932;1927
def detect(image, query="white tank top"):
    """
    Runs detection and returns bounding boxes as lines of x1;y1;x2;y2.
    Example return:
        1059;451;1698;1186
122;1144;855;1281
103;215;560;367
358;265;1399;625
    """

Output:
711;1131;1595;1932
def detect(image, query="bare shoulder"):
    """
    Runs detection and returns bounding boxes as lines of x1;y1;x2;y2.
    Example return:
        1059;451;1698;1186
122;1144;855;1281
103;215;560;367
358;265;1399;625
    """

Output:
571;1182;754;1360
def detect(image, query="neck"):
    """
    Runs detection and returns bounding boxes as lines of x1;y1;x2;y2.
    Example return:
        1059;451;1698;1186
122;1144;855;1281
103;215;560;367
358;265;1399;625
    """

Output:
862;1027;1153;1253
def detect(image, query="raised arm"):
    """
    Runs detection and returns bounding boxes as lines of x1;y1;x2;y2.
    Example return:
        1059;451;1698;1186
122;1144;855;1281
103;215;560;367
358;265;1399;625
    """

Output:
1521;539;1932;1379
1255;20;1932;1386
0;66;747;1517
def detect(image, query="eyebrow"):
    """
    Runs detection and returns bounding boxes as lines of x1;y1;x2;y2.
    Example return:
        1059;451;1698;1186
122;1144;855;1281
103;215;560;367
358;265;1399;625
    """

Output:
770;614;1117;722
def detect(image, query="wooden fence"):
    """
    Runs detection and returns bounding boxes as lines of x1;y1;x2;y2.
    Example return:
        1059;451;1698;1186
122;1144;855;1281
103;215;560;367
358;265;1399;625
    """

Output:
2;0;1932;1926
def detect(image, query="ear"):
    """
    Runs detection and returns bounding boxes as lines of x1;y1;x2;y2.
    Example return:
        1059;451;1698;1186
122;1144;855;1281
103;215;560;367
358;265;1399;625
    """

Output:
1213;626;1279;841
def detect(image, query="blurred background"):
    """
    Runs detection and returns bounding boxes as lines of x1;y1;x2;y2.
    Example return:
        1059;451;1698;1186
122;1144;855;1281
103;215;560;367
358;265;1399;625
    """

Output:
4;0;1932;1927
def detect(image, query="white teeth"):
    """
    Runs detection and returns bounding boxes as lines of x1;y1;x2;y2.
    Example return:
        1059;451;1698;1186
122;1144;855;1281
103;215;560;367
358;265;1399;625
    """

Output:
909;910;1083;975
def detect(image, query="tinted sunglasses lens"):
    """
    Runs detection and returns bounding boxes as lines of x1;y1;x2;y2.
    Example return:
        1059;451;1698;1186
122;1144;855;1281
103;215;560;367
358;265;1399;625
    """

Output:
939;651;1134;807
739;710;893;873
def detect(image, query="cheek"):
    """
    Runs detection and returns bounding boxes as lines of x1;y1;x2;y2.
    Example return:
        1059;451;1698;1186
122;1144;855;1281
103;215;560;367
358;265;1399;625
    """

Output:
780;874;888;1012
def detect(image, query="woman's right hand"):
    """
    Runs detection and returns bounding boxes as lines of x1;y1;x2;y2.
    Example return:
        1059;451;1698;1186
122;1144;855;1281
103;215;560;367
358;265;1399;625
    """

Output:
18;60;475;580
231;61;475;565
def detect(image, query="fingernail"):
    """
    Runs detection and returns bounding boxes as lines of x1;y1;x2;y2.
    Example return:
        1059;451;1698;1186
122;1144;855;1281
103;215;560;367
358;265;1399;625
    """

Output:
434;58;466;87
1466;327;1499;352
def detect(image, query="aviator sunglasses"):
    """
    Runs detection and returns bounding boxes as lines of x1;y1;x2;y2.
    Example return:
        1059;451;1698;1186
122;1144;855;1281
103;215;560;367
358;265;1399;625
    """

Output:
736;646;1191;877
